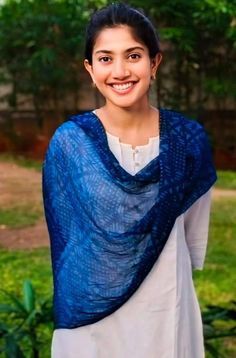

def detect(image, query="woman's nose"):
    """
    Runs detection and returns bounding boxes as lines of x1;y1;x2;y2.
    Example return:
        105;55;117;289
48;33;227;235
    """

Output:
112;60;130;79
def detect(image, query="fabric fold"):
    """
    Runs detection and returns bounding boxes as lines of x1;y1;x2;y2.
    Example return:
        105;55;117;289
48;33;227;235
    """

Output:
43;108;217;329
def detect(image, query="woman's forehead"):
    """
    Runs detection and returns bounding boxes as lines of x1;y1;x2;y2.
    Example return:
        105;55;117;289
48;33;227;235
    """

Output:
93;25;146;54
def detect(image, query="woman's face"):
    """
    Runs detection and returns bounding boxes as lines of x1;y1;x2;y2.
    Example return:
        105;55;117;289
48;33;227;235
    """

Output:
84;25;162;110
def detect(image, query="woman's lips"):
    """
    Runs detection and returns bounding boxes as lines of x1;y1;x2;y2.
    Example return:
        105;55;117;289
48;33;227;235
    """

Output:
108;81;137;95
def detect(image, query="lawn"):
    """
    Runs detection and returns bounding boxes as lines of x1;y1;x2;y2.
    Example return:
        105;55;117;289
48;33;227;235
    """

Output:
0;153;42;172
0;206;43;228
216;170;236;190
0;161;235;357
0;194;235;357
194;196;236;307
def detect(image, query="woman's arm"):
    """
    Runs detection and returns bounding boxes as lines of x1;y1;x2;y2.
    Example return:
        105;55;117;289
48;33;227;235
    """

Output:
184;189;212;270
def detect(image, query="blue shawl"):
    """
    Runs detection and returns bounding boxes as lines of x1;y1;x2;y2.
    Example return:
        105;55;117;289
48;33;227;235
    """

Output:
43;108;217;329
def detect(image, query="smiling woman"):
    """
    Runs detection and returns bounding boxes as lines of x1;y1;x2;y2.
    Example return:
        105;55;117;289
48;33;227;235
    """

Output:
42;3;217;358
84;27;162;116
84;27;161;109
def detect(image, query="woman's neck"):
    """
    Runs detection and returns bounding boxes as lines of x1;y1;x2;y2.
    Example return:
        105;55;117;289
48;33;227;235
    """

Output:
95;104;160;148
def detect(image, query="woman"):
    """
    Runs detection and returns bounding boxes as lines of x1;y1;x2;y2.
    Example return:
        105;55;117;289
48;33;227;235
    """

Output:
43;3;217;358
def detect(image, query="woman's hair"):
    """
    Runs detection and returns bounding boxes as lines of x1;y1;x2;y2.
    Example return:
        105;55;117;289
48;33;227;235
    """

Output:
85;3;160;64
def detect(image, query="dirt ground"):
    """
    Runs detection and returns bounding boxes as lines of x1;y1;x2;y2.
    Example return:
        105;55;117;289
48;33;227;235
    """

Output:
0;161;49;250
0;161;235;250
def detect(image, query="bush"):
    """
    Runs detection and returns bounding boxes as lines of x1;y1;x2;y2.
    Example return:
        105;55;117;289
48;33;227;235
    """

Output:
0;280;53;358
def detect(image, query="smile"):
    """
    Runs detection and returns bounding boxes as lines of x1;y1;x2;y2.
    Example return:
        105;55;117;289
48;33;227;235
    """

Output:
111;82;134;90
109;81;137;94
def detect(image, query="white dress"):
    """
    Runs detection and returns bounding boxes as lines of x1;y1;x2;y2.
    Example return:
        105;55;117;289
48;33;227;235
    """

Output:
52;130;212;358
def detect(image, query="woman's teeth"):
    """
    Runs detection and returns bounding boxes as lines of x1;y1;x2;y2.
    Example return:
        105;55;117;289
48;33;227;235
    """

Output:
112;82;133;91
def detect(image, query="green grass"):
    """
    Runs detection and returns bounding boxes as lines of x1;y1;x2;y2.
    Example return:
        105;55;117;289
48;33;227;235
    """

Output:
0;206;43;228
215;170;236;190
0;197;235;356
0;153;235;356
194;196;236;357
194;197;236;306
0;248;52;299
0;248;52;358
0;153;42;172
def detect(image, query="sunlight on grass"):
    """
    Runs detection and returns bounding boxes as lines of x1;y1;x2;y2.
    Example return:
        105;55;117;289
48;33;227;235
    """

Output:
215;170;236;190
0;248;52;358
0;248;52;298
0;206;43;228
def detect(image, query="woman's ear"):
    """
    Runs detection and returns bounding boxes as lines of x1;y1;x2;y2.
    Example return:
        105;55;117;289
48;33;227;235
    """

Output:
151;53;162;78
84;59;95;84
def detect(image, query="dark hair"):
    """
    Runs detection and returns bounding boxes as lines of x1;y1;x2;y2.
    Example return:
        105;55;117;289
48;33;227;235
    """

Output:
85;3;160;64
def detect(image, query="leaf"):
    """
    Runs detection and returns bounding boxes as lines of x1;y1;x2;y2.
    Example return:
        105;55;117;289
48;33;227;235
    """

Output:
0;289;26;314
0;304;21;314
203;304;236;323
5;335;26;358
203;323;216;339
205;341;220;357
0;322;9;335
23;280;35;313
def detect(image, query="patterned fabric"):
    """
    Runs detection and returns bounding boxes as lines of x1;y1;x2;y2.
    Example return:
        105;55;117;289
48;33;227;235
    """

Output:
42;108;217;329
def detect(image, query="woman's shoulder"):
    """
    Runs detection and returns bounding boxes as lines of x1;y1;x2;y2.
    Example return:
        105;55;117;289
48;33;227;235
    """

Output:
161;107;203;130
161;108;206;142
44;112;94;160
50;111;94;143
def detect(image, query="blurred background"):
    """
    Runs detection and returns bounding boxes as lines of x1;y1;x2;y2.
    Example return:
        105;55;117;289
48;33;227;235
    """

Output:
0;0;235;357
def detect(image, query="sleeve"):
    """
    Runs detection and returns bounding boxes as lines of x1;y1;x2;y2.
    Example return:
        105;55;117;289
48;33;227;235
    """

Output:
183;188;212;270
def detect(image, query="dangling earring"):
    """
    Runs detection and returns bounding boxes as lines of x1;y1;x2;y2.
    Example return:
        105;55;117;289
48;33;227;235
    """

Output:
151;73;156;81
92;82;96;88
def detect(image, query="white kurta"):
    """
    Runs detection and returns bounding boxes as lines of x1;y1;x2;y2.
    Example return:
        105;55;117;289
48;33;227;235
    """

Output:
52;130;212;358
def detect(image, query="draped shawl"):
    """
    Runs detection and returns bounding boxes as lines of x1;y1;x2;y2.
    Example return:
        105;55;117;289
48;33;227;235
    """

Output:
42;108;217;329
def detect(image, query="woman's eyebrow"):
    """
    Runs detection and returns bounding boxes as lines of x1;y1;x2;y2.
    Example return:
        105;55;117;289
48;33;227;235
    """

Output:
94;50;112;55
94;46;145;55
126;46;145;52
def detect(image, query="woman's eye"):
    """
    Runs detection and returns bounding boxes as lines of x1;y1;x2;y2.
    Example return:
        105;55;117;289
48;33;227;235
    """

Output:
129;53;141;60
99;56;111;62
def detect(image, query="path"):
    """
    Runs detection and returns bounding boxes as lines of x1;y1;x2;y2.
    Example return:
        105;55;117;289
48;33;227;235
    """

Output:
0;161;235;250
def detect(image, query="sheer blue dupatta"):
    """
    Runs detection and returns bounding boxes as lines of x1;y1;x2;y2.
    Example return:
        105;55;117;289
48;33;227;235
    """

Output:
42;108;217;328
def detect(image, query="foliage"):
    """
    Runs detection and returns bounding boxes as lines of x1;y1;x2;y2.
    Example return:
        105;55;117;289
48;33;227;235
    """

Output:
130;0;236;111
0;0;108;124
203;303;236;358
194;196;236;356
0;282;236;357
0;153;235;355
0;249;52;298
0;194;235;355
0;280;53;358
0;0;236;116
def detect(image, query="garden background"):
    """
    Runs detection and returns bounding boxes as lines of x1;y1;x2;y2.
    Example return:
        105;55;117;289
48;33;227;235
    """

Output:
0;0;236;357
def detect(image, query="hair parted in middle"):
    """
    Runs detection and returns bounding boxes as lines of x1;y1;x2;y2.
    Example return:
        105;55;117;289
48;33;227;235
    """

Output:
84;2;161;64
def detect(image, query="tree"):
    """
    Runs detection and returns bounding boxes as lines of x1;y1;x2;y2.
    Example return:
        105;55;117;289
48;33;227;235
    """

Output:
0;0;107;127
130;0;236;113
0;0;235;120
